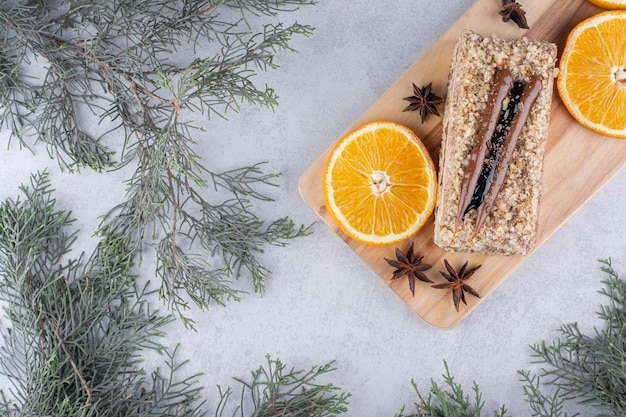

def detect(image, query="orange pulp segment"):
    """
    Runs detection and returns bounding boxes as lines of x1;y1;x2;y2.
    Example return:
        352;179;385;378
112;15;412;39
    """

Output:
586;0;626;9
557;10;626;138
323;121;437;245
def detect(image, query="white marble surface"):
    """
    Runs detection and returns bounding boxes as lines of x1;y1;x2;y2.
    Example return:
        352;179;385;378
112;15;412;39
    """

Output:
2;1;626;415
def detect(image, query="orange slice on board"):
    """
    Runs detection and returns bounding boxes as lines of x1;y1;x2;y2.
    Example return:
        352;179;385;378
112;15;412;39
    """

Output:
586;0;626;9
323;121;437;245
557;10;626;138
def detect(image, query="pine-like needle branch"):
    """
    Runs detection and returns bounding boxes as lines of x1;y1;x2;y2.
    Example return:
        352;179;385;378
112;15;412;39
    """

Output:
0;173;350;416
216;355;350;417
0;0;314;327
0;171;205;416
521;258;626;417
396;361;509;417
517;370;577;417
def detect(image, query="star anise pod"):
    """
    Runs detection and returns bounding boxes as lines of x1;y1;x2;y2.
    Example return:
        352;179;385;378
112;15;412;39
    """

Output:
432;259;481;311
402;82;442;123
385;243;433;296
500;0;529;29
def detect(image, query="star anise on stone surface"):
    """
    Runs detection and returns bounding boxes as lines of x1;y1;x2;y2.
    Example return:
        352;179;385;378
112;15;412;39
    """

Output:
432;259;482;312
385;243;433;296
402;82;442;123
500;0;529;29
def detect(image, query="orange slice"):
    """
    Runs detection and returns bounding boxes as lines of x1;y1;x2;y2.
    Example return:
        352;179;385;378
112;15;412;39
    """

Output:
323;121;437;245
587;0;626;9
557;10;626;138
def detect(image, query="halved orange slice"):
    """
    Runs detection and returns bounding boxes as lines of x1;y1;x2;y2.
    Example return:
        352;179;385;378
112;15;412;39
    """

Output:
557;10;626;138
323;121;437;245
587;0;626;9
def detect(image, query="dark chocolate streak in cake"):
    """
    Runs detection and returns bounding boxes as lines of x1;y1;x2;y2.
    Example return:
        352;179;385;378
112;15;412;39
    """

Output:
454;66;544;238
472;75;542;237
464;80;525;215
455;68;513;231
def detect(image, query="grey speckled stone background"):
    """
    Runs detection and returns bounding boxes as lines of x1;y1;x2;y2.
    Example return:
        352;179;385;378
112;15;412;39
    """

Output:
1;1;625;416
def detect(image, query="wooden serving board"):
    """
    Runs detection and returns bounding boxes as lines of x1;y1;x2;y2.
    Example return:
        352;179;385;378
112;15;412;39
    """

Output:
298;0;626;328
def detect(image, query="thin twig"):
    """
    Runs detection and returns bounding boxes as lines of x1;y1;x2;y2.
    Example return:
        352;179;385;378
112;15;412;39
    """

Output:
52;319;92;414
133;82;181;114
167;168;183;270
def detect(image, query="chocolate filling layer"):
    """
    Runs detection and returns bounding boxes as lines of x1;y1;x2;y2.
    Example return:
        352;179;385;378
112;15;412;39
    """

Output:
455;69;543;237
455;68;513;230
463;80;525;216
472;75;542;237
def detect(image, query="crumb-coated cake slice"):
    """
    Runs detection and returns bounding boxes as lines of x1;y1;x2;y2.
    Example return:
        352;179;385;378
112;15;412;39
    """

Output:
433;30;557;256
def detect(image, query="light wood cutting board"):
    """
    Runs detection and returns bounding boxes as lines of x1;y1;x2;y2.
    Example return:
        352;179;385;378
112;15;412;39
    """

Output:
298;0;626;328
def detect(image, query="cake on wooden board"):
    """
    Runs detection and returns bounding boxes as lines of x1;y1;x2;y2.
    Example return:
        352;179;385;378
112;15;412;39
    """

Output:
433;30;557;256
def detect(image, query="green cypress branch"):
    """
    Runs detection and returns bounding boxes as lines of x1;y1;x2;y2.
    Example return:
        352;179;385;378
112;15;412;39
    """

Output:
0;0;314;327
392;260;626;417
518;370;576;417
217;356;350;417
0;173;349;416
395;360;508;417
0;171;205;416
522;258;626;417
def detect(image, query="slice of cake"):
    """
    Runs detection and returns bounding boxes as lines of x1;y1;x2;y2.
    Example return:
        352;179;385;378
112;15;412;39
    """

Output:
433;30;557;256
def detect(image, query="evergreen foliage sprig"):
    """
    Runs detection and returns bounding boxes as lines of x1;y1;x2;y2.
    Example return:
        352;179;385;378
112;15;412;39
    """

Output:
216;356;350;417
521;258;626;417
394;260;626;417
517;370;576;417
0;171;205;416
0;172;350;416
396;361;508;417
0;0;314;328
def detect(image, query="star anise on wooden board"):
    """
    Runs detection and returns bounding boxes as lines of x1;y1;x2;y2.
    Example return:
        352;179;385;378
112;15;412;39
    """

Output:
500;0;529;29
432;259;482;311
402;82;443;123
385;243;433;296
